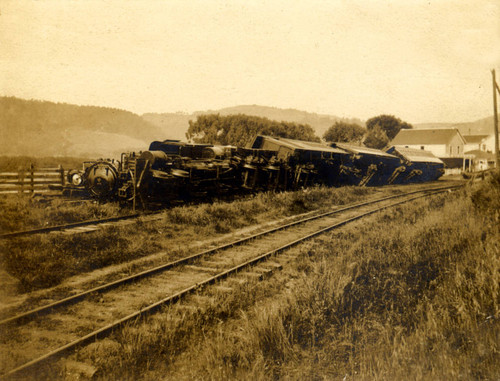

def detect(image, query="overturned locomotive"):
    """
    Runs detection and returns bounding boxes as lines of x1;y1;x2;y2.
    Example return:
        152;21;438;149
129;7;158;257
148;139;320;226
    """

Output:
65;136;445;205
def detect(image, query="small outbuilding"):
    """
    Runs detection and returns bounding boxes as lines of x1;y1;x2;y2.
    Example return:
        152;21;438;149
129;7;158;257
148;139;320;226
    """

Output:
463;150;496;172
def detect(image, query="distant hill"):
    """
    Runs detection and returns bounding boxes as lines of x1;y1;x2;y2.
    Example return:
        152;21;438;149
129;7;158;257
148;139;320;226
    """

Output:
4;98;361;158
2;96;494;158
141;112;192;141
0;97;163;157
414;117;494;136
142;105;364;140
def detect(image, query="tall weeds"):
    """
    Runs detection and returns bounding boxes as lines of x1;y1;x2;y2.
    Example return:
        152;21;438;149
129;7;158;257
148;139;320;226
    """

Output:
0;186;377;291
0;196;122;233
112;176;498;380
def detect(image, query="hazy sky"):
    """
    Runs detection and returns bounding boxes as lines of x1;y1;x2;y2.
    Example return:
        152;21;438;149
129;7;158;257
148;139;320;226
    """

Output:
1;0;499;123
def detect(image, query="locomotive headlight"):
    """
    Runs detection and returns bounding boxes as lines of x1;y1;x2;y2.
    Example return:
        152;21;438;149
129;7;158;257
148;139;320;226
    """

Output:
71;173;83;186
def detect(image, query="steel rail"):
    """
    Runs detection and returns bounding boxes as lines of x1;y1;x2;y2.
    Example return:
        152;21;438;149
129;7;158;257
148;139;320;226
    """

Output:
0;183;463;327
1;186;460;379
0;213;146;239
0;182;463;240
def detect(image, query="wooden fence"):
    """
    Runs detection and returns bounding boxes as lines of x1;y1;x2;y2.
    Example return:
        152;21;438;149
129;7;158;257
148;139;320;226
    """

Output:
0;165;66;194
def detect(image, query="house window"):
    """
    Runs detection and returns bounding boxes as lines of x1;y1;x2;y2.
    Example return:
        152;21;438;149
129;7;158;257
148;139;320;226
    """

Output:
420;146;424;150
482;144;486;151
450;146;452;155
457;146;460;154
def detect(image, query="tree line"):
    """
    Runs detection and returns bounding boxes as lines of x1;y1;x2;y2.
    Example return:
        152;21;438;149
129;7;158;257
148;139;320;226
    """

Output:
323;115;413;149
187;113;412;149
186;114;319;147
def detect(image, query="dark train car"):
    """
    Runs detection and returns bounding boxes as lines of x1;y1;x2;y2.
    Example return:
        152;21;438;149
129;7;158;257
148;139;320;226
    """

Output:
228;146;284;191
149;139;215;159
385;146;445;184
137;139;287;200
64;136;448;206
333;143;404;186
249;135;353;188
134;140;244;202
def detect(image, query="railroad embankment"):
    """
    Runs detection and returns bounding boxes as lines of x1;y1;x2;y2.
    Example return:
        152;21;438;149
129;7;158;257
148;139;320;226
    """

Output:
1;186;376;291
83;175;498;380
0;178;497;380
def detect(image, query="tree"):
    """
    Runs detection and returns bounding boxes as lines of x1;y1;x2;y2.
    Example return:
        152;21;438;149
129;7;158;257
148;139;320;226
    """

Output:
364;124;390;149
186;114;320;146
323;121;365;144
366;114;413;141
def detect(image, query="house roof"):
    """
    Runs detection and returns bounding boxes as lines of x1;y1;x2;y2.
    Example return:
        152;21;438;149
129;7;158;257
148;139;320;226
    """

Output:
463;135;489;144
463;150;496;160
391;128;465;145
484;133;500;141
386;146;444;164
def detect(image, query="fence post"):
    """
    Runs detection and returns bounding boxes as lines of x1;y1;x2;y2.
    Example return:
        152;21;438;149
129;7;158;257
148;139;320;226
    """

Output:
59;165;65;186
29;164;34;194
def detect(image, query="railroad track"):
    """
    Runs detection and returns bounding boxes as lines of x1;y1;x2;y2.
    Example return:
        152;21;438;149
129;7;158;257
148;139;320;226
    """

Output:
0;188;285;239
0;181;464;240
0;211;162;239
0;183;463;379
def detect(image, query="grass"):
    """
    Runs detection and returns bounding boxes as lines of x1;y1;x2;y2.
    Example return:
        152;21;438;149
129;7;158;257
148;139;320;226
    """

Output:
0;185;380;291
61;174;499;380
165;186;372;233
0;196;123;233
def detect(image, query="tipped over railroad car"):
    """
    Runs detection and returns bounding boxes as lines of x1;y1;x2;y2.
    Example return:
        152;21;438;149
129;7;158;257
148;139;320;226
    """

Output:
385;146;445;183
63;135;445;205
249;135;355;187
332;143;404;186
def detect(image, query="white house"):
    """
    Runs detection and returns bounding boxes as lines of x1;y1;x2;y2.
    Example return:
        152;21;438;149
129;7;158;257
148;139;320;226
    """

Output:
463;150;496;171
463;133;499;171
390;128;466;158
463;135;490;152
481;134;500;153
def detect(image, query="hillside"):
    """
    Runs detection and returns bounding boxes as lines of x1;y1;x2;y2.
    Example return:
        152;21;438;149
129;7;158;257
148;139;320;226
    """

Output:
142;105;364;140
414;116;494;136
141;112;191;141
0;97;162;157
3;99;360;158
1;96;494;158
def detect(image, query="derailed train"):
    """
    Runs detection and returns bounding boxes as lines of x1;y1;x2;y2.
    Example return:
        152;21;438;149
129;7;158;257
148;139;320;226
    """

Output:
65;135;445;204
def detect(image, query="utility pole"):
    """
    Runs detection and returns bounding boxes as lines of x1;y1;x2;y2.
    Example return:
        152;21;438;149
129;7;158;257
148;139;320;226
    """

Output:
493;69;500;170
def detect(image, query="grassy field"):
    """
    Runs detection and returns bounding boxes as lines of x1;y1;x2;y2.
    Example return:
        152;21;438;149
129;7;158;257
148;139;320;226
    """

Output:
1;186;378;291
1;177;497;380
67;174;498;380
0;196;123;233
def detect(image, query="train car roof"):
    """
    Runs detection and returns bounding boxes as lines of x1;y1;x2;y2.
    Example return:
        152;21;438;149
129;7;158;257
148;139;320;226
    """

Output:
250;135;349;155
333;143;398;158
386;146;444;164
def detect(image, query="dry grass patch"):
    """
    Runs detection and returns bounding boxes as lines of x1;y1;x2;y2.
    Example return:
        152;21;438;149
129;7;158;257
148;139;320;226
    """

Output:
0;196;122;233
0;186;380;292
103;177;498;380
